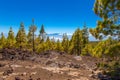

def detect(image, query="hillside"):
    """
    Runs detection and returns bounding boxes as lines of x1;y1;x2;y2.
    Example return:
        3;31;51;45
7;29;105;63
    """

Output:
0;48;114;80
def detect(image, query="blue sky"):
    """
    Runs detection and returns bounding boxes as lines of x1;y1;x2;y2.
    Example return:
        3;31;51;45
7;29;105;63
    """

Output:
0;0;100;35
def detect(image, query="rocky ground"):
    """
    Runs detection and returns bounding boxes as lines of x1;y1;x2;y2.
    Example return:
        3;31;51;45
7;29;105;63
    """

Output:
0;48;110;80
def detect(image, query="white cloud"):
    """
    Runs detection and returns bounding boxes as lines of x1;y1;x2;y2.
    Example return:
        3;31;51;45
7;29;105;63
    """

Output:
89;33;92;37
48;33;98;41
48;35;63;41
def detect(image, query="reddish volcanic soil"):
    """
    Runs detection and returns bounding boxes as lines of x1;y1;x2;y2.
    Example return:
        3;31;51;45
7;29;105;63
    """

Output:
0;48;101;80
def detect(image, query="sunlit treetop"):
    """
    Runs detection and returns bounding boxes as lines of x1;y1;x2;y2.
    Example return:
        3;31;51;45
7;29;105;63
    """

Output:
90;0;120;40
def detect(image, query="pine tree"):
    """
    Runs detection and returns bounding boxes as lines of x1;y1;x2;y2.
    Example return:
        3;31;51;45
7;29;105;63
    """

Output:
82;23;89;45
93;1;120;74
55;39;63;51
82;23;89;54
36;36;46;53
69;28;85;55
91;0;120;40
73;28;83;55
45;36;52;50
16;22;27;49
6;27;16;48
27;27;33;50
36;42;46;53
35;35;42;50
51;37;56;50
29;19;37;52
0;32;6;48
39;24;46;42
62;33;69;53
35;35;41;44
92;37;117;57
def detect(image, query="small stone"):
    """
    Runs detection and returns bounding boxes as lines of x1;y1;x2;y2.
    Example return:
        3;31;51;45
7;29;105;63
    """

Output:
15;77;21;80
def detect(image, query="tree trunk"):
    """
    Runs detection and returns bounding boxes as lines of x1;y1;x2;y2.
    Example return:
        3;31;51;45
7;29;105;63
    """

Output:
80;47;81;55
20;40;22;50
33;32;35;52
